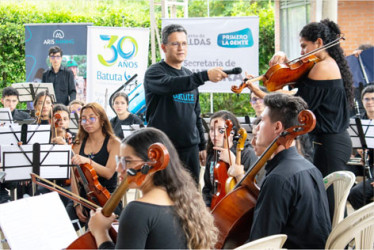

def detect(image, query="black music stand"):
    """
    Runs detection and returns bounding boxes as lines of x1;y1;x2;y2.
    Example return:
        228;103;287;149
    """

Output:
348;118;374;205
1;143;72;186
11;82;56;103
68;112;80;134
0;124;50;145
0;108;13;125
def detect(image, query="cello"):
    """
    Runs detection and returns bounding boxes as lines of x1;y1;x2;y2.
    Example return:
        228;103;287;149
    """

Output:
231;36;344;94
211;110;316;249
66;142;170;249
210;119;233;209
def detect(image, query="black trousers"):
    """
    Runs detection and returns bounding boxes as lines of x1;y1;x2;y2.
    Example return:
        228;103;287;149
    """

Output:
348;178;374;209
311;130;352;220
176;145;200;185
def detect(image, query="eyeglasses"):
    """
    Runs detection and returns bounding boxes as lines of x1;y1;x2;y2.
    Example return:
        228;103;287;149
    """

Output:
250;97;263;104
71;108;81;114
168;42;188;48
115;156;144;171
81;116;97;125
363;97;374;102
49;56;62;60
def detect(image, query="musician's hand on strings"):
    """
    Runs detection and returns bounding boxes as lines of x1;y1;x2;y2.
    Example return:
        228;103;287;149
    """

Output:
269;51;288;67
213;146;236;165
89;208;116;243
228;164;245;180
75;204;89;222
72;155;90;165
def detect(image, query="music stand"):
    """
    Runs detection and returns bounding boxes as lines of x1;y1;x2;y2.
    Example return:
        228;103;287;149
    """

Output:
11;82;56;103
121;124;142;139
348;118;374;205
68;112;80;134
0;108;13;125
1;143;71;183
0;124;50;145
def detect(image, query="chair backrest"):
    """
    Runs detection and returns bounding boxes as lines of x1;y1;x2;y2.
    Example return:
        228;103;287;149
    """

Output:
323;170;356;228
234;234;287;250
325;202;374;249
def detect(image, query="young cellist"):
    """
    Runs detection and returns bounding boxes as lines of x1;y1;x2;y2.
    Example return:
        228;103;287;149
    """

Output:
89;128;218;249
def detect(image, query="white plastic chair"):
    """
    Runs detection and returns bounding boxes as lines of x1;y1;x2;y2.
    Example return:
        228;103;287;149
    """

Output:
234;234;287;250
323;170;355;229
325;202;374;249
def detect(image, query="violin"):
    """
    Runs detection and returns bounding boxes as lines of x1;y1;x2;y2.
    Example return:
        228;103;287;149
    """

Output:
211;110;316;249
231;36;344;94
210;119;233;210
225;127;247;193
66;143;170;249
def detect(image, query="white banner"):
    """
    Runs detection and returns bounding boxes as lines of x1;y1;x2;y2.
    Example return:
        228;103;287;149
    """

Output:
86;26;149;117
162;17;259;93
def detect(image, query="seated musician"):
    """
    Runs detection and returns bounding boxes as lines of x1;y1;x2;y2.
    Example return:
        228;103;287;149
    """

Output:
1;86;31;121
68;99;85;115
67;102;121;229
348;85;374;209
249;88;266;118
248;93;331;249
33;91;54;124
88;128;218;249
110;91;144;140
202;110;257;208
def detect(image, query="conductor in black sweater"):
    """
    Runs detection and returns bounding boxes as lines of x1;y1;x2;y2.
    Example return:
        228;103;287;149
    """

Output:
144;24;228;183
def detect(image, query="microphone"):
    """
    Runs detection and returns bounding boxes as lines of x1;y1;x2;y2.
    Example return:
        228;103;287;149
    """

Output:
223;67;242;75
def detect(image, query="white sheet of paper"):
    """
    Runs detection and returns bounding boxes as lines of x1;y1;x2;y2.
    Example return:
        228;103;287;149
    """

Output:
348;118;374;148
0;192;77;250
121;124;141;138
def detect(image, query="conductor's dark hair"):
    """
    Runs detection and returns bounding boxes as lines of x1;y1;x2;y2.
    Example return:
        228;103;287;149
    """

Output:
2;87;19;98
161;24;187;45
361;85;374;100
264;93;308;129
299;19;354;106
48;46;63;56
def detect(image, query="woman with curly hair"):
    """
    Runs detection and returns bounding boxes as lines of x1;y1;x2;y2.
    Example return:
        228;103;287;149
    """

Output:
245;19;354;218
89;127;218;249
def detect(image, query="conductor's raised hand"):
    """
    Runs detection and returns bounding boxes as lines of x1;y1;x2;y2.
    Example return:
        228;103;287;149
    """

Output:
207;67;228;82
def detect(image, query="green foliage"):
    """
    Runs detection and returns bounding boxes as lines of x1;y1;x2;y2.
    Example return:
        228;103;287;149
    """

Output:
0;0;274;116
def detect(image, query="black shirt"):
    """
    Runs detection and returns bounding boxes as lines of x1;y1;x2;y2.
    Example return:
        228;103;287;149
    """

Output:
249;147;331;249
12;109;31;121
42;66;76;105
110;114;143;140
143;60;208;150
99;201;187;249
202;143;258;207
296;77;349;134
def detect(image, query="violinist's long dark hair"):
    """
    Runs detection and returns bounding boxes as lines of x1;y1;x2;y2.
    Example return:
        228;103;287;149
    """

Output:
206;110;241;156
299;19;354;106
123;128;218;249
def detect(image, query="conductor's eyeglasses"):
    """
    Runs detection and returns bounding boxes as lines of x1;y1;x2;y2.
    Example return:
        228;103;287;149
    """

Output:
363;97;374;103
49;56;62;60
81;117;97;125
168;42;187;48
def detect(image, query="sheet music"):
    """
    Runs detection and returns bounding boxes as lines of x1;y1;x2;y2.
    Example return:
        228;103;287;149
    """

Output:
1;144;71;181
0;192;77;250
348;118;374;148
0;107;13;125
0;124;50;145
11;82;56;102
68;112;79;134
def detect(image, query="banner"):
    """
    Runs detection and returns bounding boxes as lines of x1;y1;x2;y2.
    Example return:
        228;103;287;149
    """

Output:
162;17;259;93
86;26;150;117
25;23;91;102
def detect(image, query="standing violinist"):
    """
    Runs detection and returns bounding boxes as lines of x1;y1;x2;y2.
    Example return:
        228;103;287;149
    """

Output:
89;128;218;249
245;19;354;219
248;93;331;249
202;110;257;208
67;102;121;229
